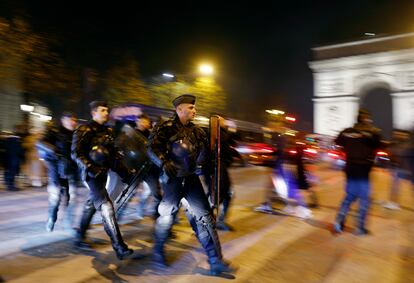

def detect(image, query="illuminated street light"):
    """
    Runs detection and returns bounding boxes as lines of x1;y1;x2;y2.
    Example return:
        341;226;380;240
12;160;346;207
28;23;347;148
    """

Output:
266;109;285;115
20;104;34;112
199;64;214;75
162;73;175;78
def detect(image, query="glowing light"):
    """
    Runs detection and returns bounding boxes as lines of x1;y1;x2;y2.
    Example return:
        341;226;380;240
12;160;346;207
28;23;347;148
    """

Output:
199;64;214;75
285;116;296;122
266;109;285;115
162;73;174;78
328;152;339;158
20;104;34;112
304;148;318;154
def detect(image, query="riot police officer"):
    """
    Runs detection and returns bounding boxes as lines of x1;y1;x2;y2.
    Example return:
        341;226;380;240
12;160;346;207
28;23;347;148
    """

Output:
37;112;78;232
135;114;162;219
148;94;234;276
71;101;133;260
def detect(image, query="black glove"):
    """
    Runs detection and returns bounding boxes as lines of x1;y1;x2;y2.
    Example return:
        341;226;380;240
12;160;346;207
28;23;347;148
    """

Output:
87;165;106;178
162;160;177;178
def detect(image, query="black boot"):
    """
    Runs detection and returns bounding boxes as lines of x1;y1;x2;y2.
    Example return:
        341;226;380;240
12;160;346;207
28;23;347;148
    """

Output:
209;258;235;276
101;202;133;260
216;221;233;231
74;200;96;250
334;213;346;234
152;215;174;266
196;215;234;276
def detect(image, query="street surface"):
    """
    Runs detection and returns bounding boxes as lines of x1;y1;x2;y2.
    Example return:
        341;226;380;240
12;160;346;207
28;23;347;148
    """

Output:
0;164;414;283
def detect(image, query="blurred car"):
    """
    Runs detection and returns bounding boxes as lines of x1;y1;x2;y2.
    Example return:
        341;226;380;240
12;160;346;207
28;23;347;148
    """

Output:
325;145;390;169
374;150;390;168
325;146;346;169
293;141;320;163
235;142;276;166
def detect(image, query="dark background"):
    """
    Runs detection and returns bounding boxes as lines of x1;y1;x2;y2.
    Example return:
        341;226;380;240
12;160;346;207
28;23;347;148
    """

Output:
2;0;414;130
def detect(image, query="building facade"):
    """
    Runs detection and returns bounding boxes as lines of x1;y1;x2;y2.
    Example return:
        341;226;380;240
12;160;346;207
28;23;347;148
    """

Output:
310;33;414;137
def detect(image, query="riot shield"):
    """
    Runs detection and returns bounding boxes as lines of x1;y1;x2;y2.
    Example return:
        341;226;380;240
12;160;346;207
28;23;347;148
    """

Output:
210;115;222;220
107;123;152;214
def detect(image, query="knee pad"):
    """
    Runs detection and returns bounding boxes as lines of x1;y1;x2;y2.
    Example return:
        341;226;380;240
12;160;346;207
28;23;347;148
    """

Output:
100;201;115;219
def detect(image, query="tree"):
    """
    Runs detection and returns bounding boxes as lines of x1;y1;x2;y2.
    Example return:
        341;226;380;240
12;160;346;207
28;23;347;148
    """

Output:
102;57;151;106
190;77;227;115
148;78;192;109
148;76;227;115
0;17;82;111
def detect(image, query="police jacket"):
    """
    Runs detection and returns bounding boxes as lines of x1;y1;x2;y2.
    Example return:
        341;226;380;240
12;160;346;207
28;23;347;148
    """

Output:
148;115;209;177
71;120;115;175
335;122;382;177
38;125;77;173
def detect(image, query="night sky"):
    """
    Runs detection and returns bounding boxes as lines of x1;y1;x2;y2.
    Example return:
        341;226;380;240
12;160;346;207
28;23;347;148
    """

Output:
2;1;414;130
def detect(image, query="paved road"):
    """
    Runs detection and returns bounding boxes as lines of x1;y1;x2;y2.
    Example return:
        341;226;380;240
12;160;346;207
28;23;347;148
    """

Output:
1;164;414;283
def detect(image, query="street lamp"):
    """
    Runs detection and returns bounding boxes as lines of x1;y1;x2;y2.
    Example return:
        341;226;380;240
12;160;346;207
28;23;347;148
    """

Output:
266;109;285;115
162;73;175;78
20;104;34;112
198;64;214;75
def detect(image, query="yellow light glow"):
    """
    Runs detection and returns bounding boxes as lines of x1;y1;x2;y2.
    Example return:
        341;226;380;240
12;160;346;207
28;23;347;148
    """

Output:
199;64;214;75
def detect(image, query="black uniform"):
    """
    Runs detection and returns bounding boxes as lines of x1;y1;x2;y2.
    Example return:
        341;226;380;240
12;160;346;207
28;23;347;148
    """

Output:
137;128;162;218
148;115;229;271
38;124;79;231
3;133;24;191
71;120;132;259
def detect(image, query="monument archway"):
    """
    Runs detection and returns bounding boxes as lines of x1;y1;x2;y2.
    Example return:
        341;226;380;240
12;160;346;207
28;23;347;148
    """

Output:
360;86;393;138
309;33;414;137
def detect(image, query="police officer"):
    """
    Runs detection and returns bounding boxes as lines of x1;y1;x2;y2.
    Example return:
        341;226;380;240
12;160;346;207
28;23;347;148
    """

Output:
148;94;234;275
71;101;133;260
334;109;382;235
214;119;240;231
135;114;162;219
37;112;79;232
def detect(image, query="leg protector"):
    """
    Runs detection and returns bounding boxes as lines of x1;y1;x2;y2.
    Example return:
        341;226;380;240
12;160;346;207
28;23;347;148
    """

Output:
196;214;223;264
76;200;96;240
100;201;132;259
47;184;62;223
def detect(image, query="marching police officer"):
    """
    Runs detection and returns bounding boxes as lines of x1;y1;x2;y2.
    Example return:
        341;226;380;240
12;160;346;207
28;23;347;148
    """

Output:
135;114;162;219
71;101;133;260
334;109;382;235
38;112;79;232
148;94;234;275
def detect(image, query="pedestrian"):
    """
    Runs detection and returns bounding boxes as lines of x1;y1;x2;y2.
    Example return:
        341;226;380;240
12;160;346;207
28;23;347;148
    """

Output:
71;100;133;260
383;129;413;210
334;109;382;235
37;112;79;231
3;126;25;191
148;94;234;276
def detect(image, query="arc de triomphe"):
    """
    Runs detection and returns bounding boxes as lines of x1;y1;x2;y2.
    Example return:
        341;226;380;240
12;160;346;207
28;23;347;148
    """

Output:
309;33;414;137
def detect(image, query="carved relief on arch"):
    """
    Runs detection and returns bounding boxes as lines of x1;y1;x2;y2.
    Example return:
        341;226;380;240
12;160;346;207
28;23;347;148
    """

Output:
353;72;398;98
